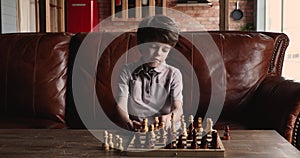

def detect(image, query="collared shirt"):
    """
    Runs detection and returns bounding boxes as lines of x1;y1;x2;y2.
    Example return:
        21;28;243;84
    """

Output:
116;61;183;125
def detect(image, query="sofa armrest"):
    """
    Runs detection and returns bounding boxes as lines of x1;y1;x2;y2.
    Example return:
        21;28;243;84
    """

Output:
249;76;300;149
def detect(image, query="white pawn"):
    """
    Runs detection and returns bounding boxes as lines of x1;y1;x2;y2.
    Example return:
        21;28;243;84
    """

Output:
189;115;194;125
205;118;213;133
170;113;176;133
108;133;114;149
118;137;124;151
197;117;204;133
180;114;185;130
182;122;188;137
115;135;120;149
103;130;110;151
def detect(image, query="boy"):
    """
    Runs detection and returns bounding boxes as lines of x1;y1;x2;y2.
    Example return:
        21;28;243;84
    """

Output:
115;15;183;131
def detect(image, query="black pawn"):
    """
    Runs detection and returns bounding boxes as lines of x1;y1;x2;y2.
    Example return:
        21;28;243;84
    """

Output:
190;128;199;149
187;123;194;140
201;134;208;149
223;125;231;140
176;135;185;149
211;130;220;149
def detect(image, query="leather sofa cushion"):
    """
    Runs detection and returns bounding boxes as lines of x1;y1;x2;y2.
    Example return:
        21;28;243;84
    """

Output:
0;33;72;127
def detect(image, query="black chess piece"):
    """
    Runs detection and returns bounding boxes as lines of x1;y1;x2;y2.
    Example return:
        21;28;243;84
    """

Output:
190;128;199;149
176;135;185;149
211;130;220;149
200;134;208;149
187;123;194;140
223;125;231;140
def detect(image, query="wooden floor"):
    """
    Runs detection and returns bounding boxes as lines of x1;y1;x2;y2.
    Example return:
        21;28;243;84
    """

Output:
0;129;299;158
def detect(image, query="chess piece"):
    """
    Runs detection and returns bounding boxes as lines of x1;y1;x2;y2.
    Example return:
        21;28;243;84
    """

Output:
145;130;151;148
115;135;120;150
134;131;142;148
154;116;160;130
180;114;185;130
165;127;176;149
176;135;185;149
103;130;110;151
159;122;166;144
188;115;194;129
179;114;187;139
170;113;176;133
118;137;124;151
200;134;208;149
108;133;114;149
205;118;213;134
190;128;199;149
223;125;231;140
182;122;188;137
211;130;220;149
141;118;149;133
150;124;156;148
197;117;204;133
145;131;155;149
160;120;166;131
187;115;194;140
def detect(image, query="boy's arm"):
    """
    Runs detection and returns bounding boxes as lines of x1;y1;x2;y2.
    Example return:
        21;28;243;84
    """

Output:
115;96;130;127
115;96;141;131
114;65;141;130
160;69;183;127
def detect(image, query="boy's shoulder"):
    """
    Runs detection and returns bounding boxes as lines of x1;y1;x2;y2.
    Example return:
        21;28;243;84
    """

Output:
124;62;143;72
158;63;181;74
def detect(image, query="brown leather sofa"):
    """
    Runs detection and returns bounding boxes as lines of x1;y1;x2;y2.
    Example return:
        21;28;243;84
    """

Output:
0;31;299;150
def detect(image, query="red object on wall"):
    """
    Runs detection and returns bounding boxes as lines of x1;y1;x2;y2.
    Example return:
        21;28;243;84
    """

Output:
67;0;99;33
116;0;121;6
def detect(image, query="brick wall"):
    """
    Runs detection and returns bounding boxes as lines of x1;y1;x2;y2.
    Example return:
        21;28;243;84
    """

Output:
97;0;254;31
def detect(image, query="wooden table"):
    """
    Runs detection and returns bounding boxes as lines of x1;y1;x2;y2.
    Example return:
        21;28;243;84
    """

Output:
0;129;299;157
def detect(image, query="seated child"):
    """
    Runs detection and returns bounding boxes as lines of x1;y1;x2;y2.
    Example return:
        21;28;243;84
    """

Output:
115;15;183;131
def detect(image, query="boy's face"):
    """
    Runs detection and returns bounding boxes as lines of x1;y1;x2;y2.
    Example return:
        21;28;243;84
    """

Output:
139;42;172;68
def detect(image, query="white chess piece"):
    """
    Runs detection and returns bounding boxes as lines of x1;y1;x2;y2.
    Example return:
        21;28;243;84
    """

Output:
118;138;124;151
103;130;110;151
198;117;204;133
180;114;185;130
189;115;194;125
142;0;148;5
171;113;176;133
108;133;114;149
205;118;213;133
115;135;120;149
182;122;188;137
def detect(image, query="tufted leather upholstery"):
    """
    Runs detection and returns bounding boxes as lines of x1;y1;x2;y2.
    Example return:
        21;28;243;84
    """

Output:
0;31;299;150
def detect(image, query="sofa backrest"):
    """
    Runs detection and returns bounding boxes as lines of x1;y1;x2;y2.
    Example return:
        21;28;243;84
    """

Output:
67;31;289;128
0;33;72;128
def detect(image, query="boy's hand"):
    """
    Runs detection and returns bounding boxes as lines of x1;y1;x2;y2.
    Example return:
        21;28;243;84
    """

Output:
126;120;142;131
160;114;172;128
132;120;142;130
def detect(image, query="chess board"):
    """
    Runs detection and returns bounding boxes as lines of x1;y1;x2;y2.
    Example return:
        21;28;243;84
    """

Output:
122;131;225;157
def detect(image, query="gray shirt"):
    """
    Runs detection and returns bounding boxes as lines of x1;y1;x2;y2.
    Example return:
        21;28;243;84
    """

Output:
117;61;183;125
